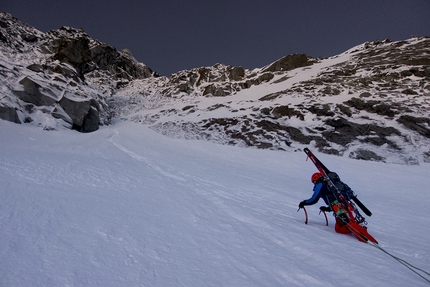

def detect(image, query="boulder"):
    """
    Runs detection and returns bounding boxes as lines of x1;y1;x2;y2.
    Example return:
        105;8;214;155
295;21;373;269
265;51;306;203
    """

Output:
13;77;58;106
81;105;99;132
0;104;21;123
59;92;92;127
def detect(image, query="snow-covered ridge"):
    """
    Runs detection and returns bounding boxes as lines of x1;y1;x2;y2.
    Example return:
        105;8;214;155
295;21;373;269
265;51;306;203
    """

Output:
1;11;429;164
115;37;430;164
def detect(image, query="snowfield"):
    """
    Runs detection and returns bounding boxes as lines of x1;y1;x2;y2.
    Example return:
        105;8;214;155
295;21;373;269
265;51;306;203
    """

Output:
0;119;429;286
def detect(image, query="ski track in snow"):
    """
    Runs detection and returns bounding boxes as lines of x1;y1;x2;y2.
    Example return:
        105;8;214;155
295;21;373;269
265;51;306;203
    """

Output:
107;129;186;182
0;120;429;286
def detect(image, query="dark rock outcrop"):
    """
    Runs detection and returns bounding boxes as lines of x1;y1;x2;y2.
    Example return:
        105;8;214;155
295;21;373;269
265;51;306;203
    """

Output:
262;54;315;72
0;104;21;124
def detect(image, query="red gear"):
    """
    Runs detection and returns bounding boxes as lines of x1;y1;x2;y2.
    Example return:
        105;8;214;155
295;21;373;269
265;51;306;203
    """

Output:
311;172;322;184
334;217;351;234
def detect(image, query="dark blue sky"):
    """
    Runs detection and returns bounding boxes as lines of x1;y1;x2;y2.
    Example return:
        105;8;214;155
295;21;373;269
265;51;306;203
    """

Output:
2;0;429;75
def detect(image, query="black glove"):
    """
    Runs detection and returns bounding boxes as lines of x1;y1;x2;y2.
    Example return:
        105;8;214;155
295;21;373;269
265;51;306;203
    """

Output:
298;201;306;209
319;206;331;212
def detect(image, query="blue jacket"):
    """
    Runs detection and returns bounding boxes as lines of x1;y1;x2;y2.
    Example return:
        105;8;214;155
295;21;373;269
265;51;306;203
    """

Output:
303;182;331;206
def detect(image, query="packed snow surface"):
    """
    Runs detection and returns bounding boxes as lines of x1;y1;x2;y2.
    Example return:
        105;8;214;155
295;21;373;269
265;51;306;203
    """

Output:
0;120;429;286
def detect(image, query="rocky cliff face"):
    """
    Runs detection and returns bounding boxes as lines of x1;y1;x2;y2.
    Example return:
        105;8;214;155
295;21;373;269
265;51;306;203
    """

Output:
1;12;429;164
0;12;155;132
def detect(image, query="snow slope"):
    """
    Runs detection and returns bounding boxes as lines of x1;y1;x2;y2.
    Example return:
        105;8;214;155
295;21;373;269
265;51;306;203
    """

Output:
0;119;429;286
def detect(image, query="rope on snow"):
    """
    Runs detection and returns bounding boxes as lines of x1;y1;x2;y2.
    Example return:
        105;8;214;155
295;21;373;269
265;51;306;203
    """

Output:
335;210;430;283
367;241;430;284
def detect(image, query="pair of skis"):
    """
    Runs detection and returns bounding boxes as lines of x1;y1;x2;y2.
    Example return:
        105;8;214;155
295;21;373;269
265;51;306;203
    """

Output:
303;148;378;244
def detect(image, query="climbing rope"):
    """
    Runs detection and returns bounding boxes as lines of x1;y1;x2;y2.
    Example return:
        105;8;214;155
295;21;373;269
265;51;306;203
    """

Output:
367;241;430;283
334;209;430;283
